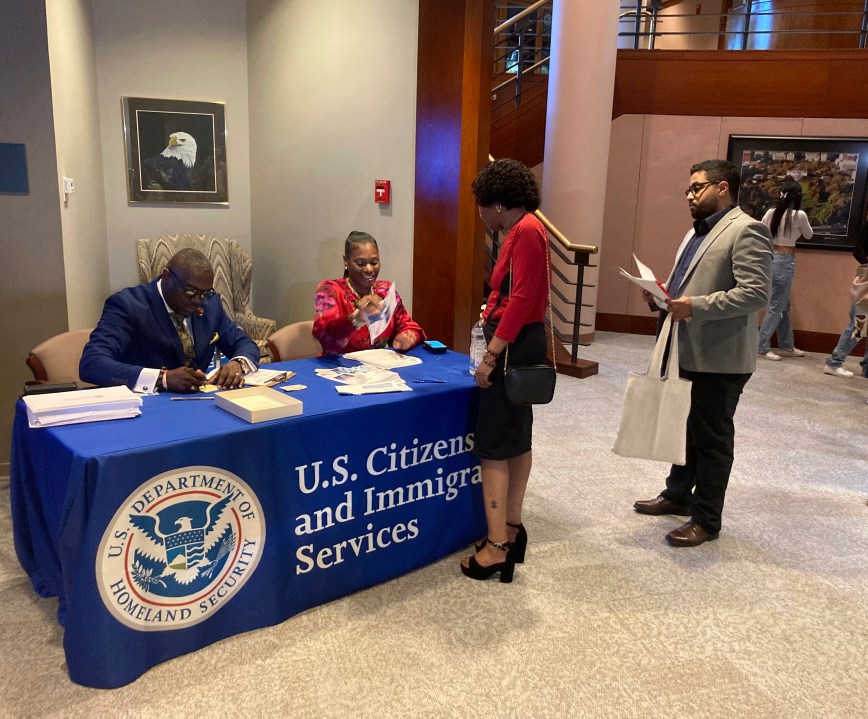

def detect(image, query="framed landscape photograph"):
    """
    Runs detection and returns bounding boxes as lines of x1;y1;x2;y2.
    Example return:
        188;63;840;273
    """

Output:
727;135;868;251
122;97;228;204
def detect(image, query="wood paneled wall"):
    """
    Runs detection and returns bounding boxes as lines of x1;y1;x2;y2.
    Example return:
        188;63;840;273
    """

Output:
413;0;495;350
727;1;866;50
490;73;548;167
613;49;868;118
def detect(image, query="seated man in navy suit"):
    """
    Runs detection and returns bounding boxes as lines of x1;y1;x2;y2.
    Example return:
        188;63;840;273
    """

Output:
80;248;259;393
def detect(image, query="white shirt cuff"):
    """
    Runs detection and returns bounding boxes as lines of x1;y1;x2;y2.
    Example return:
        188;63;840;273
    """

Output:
135;368;161;394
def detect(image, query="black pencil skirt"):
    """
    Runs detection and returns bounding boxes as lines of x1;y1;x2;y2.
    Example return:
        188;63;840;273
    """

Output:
474;321;546;460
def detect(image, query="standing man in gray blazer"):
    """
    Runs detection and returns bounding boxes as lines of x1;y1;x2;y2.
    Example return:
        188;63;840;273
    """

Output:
634;159;773;547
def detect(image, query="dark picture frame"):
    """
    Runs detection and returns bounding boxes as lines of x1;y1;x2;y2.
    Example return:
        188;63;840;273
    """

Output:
122;97;228;204
727;135;868;251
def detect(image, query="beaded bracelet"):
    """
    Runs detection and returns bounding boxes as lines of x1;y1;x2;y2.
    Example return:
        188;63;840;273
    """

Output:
481;356;497;368
483;348;500;360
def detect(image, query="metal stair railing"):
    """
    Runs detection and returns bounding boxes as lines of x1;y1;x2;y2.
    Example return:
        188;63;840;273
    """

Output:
492;0;552;113
619;0;868;50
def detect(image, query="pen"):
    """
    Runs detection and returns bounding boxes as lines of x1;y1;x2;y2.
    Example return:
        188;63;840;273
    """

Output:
170;396;216;401
412;379;446;384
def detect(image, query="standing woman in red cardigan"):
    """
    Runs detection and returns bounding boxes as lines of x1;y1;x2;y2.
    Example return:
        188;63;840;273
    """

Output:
461;158;550;583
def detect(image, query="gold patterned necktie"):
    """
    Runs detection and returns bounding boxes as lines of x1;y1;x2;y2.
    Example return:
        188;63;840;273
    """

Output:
170;312;195;367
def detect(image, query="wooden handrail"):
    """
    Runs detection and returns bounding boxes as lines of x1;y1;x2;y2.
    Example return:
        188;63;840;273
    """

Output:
535;209;598;255
493;0;551;36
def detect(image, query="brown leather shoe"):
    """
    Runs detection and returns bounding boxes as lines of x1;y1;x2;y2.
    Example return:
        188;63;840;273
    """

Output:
633;495;691;516
665;520;719;547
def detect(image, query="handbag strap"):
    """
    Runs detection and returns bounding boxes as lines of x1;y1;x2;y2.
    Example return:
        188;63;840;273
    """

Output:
503;238;556;372
647;314;680;379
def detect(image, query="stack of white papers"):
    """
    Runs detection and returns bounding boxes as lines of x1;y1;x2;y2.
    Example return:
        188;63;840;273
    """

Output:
343;348;422;369
23;386;143;428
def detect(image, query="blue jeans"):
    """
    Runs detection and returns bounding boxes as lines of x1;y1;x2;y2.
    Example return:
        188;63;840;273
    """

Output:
825;302;868;377
757;251;796;354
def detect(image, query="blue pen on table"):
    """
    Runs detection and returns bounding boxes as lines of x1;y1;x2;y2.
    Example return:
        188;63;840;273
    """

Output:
412;378;446;384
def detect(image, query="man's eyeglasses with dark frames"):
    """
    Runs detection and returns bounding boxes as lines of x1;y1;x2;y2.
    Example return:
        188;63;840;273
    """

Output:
168;267;215;299
684;181;719;198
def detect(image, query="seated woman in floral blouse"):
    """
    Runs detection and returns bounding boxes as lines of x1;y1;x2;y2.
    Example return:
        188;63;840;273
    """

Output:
313;231;425;355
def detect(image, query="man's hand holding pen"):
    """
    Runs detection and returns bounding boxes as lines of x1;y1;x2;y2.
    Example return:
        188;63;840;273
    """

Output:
164;366;208;393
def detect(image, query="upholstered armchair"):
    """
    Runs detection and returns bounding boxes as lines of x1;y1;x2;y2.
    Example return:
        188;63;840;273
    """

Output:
26;328;95;388
266;321;322;362
136;235;276;357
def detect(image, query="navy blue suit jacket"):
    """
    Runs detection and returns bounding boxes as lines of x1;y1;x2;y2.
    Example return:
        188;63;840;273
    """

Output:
80;280;259;390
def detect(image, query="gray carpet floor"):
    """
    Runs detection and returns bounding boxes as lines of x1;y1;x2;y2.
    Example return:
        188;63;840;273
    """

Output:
1;332;866;718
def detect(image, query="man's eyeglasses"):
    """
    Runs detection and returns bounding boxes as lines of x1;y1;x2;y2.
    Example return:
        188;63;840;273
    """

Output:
168;267;215;299
684;181;719;198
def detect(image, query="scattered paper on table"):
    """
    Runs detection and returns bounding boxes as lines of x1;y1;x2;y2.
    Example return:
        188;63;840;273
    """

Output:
315;365;400;385
344;348;422;370
335;381;411;395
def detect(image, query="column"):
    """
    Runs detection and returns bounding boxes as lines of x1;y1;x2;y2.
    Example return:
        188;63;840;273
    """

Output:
541;0;620;337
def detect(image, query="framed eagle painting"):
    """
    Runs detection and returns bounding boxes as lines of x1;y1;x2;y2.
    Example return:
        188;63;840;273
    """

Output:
122;97;228;204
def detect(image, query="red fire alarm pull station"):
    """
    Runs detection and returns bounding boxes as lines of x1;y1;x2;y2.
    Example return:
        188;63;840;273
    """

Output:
375;179;391;205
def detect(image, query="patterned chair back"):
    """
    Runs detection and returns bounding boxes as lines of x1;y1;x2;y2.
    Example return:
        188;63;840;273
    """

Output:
135;235;276;348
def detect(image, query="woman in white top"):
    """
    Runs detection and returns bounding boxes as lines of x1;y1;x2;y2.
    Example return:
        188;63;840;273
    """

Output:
757;177;814;360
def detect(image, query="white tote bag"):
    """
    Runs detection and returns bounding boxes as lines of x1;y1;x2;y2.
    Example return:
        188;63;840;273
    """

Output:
612;315;692;465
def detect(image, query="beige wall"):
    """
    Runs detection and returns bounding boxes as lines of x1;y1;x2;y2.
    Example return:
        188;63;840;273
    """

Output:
598;114;868;334
92;0;253;294
0;0;69;469
46;0;110;330
247;0;420;328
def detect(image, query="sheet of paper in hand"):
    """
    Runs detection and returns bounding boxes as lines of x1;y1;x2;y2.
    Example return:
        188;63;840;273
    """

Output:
366;282;398;340
618;254;670;310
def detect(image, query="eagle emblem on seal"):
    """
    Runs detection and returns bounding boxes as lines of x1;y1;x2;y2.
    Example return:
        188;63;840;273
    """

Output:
129;495;235;589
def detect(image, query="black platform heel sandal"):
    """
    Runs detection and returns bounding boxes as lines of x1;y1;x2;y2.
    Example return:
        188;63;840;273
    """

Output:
507;522;527;564
460;539;515;584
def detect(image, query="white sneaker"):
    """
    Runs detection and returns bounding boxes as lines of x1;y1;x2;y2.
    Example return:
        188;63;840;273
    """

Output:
777;347;805;357
758;351;781;361
823;365;854;378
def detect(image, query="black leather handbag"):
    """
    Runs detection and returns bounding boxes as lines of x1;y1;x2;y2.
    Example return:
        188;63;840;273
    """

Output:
504;363;556;405
502;254;557;406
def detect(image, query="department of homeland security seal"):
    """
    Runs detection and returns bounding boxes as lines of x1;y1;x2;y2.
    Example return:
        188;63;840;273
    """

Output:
97;466;265;631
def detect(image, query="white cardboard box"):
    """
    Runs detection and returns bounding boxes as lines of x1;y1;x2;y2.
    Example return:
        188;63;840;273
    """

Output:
215;386;302;423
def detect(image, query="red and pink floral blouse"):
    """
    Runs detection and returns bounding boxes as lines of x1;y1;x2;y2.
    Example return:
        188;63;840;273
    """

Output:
313;278;425;355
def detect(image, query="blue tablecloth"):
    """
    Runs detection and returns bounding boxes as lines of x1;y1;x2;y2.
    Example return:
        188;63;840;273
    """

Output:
11;349;483;688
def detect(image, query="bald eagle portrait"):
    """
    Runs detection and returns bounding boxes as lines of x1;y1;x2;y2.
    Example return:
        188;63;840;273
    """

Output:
141;131;197;190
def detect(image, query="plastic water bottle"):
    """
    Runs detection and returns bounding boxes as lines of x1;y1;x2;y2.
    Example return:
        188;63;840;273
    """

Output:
469;306;486;375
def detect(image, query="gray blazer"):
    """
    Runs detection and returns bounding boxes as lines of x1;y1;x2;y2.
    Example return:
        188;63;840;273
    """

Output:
665;206;773;374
